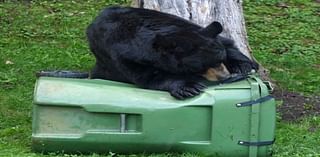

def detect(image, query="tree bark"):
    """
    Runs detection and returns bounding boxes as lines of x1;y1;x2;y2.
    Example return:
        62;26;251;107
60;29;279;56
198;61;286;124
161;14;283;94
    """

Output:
131;0;270;80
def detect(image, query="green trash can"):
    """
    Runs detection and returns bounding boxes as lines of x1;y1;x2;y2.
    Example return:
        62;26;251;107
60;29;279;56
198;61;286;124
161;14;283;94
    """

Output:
32;75;276;157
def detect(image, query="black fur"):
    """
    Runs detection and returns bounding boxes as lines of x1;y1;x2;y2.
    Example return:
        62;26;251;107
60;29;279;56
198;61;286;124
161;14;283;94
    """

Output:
86;6;257;99
217;36;259;74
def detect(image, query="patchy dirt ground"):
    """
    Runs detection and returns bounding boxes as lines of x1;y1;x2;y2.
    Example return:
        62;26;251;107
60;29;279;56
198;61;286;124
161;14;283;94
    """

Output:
272;88;320;121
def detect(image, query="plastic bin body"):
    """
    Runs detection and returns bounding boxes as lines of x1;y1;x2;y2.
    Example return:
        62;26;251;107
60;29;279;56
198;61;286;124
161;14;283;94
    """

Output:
32;76;275;157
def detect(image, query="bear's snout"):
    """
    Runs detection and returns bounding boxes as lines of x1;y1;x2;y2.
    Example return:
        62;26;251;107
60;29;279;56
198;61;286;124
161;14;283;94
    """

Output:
202;63;231;81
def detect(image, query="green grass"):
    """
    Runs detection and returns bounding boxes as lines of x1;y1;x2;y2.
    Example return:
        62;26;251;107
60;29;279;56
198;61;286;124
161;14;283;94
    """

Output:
244;0;320;95
0;0;319;156
273;117;320;157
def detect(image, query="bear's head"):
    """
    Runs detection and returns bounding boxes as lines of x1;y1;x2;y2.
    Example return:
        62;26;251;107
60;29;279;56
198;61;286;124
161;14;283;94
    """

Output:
153;21;231;81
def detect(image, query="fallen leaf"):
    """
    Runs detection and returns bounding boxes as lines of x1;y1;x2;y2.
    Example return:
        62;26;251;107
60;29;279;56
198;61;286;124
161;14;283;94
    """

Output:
313;64;320;69
276;2;289;8
5;60;14;65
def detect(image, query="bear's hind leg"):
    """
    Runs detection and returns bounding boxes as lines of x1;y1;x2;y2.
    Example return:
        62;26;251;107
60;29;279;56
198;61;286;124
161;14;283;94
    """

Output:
90;63;108;79
91;62;131;83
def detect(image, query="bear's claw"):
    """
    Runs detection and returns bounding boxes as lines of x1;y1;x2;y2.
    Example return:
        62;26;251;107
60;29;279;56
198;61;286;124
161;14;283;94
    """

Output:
170;82;206;99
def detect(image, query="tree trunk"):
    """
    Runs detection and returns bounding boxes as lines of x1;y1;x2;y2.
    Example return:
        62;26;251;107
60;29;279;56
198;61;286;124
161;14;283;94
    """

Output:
131;0;270;80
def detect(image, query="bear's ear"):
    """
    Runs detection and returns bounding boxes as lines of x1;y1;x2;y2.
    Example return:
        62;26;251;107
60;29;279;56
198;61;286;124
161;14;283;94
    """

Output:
200;21;223;37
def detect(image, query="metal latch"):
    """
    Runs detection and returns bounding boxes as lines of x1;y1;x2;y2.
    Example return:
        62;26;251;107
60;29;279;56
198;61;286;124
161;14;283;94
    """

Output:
238;139;275;146
263;81;274;93
236;95;274;107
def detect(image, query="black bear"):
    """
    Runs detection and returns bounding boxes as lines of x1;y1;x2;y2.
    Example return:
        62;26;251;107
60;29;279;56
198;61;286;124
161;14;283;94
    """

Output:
86;6;258;99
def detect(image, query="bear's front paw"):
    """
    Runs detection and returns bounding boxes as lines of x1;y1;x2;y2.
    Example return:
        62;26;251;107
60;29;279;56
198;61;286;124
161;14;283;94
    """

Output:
169;81;207;99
